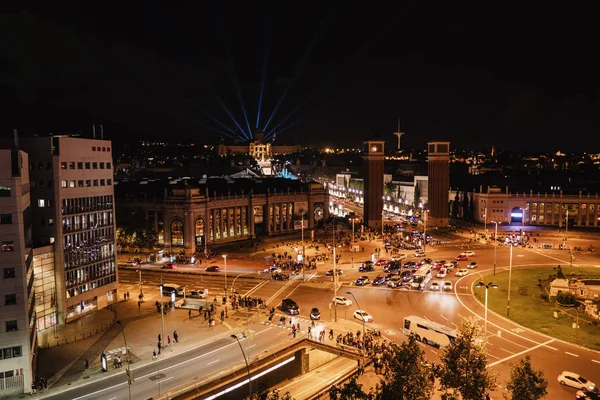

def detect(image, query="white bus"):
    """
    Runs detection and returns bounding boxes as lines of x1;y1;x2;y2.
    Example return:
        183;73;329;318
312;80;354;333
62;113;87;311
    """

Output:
411;264;432;289
403;315;457;348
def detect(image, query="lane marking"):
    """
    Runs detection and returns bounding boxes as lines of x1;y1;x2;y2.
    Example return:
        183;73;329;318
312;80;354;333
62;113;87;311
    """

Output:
488;339;555;367
565;352;579;357
155;376;173;383
592;360;600;364
440;314;448;321
207;359;220;365
499;348;515;354
431;350;438;355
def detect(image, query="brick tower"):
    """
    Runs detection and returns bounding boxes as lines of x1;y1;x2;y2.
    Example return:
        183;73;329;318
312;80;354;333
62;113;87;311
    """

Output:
363;141;385;231
427;141;450;227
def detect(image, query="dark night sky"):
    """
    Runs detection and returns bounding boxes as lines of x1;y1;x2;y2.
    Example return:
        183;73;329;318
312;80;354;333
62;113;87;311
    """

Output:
1;1;598;152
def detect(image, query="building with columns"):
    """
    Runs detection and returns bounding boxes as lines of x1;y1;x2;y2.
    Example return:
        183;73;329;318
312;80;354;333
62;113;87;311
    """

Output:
458;186;600;228
115;177;329;254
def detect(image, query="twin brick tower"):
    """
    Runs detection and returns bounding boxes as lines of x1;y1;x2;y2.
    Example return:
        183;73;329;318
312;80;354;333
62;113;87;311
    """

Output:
362;139;450;230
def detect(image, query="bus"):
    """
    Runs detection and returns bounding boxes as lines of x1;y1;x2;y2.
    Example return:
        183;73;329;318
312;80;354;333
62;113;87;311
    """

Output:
410;264;432;289
403;315;457;348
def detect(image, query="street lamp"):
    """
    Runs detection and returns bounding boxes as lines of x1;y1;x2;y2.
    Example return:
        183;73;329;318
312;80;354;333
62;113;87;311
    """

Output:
116;321;133;400
159;276;165;353
345;291;365;368
483;207;487;238
519;207;525;244
422;209;428;253
301;209;306;282
507;244;513;317
231;334;252;398
491;221;499;275
475;282;498;334
222;254;227;301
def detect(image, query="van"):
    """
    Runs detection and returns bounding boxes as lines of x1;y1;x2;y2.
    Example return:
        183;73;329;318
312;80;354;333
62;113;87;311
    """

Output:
282;298;300;315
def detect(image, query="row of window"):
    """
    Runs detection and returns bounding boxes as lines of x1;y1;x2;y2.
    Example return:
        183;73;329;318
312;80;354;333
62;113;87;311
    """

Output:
0;368;22;379
37;199;53;208
65;260;116;289
60;179;113;188
60;161;111;170
0;346;22;360
62;212;113;233
62;196;114;216
66;275;116;299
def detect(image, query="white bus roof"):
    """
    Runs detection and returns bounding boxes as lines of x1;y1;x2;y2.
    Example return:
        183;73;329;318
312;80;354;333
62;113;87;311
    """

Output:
405;315;457;336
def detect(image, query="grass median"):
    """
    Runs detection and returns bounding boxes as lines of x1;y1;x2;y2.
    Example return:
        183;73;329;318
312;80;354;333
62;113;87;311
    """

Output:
472;266;600;351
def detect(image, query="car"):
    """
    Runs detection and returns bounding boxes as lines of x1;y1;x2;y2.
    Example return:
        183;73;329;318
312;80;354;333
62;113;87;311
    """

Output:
310;307;321;320
387;275;402;288
391;253;408;261
205;266;220;272
325;269;343;276
401;270;413;282
353;310;373;322
419;258;433;265
375;258;388;266
430;281;440;291
359;262;375;272
464;251;475;257
333;296;352;306
372;276;386;286
467;261;478;269
355;276;370;286
384;261;402;272
455;269;469;277
558;371;596;392
456;254;468;261
403;261;417;269
443;281;453;291
444;261;455;268
189;290;206;299
437;268;447;278
577;389;600;399
414;250;426;257
161;262;177;269
384;273;396;281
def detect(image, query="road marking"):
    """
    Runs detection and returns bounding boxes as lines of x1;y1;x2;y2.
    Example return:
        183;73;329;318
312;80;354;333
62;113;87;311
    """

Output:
511;327;525;333
565;352;579;357
457;313;466;320
248;344;256;349
592;360;600;364
243;280;270;297
207;359;220;365
277;330;288;335
156;376;173;383
450;321;458;327
440;314;448;321
384;329;396;335
431;350;438;355
488;339;555;367
499;348;515;354
423;315;430;321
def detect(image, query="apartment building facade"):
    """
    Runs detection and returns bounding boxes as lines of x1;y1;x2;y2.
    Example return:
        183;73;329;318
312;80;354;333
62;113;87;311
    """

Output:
21;137;118;325
0;147;36;395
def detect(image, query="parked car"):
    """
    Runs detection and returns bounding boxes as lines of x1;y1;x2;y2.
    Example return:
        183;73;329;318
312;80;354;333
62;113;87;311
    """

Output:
467;261;478;269
333;296;352;306
558;371;596;392
310;308;321;320
455;269;469;277
353;310;373;322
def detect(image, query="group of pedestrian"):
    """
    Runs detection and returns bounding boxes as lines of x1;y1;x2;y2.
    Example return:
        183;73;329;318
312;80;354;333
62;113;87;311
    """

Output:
123;291;131;301
31;377;47;393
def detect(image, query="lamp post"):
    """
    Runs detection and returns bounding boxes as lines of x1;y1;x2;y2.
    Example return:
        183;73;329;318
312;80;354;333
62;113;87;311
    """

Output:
346;291;365;368
422;209;428;253
475;282;498;334
159;276;165;352
138;267;143;300
507;244;513;317
491;221;499;275
333;219;338;322
116;321;133;400
483;207;487;238
519;207;525;244
231;334;252;398
565;209;569;242
301;210;306;282
222;254;228;301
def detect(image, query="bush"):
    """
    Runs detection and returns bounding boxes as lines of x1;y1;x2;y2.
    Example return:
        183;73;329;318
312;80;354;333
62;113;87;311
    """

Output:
556;292;576;306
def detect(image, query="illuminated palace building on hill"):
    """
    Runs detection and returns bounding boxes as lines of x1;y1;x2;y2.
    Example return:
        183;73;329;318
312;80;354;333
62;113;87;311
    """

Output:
217;131;302;175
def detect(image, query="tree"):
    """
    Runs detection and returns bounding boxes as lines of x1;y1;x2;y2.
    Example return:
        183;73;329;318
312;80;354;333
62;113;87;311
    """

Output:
555;265;565;279
247;388;293;400
462;191;469;220
328;377;369;400
439;317;495;400
116;228;132;249
379;335;433;400
468;194;475;221
505;356;548;400
384;182;396;198
414;183;421;208
452;191;459;220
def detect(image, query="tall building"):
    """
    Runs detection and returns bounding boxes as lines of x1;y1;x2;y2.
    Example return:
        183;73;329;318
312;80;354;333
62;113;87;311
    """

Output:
21;136;118;325
0;145;36;395
362;141;385;231
427;141;450;227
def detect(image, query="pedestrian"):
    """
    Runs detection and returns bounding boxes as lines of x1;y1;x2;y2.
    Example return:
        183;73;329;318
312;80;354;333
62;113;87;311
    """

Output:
188;309;192;318
127;291;130;299
31;381;37;394
42;377;47;389
152;350;157;360
158;334;161;342
173;330;179;343
138;301;141;311
84;359;89;370
167;335;171;346
124;293;127;301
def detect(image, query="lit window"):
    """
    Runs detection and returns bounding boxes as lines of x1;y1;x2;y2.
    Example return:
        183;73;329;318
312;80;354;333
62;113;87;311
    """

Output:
61;162;67;169
69;181;76;188
61;181;67;188
38;199;45;207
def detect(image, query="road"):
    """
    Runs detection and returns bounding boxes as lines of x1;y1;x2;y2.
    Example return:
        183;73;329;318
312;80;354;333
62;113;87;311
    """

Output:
103;229;600;399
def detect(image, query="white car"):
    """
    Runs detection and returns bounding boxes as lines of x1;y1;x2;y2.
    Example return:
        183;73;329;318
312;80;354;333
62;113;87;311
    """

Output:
430;281;440;291
455;269;469;277
464;251;475;257
414;250;426;257
467;261;478;269
557;371;596;392
333;296;352;306
353;310;373;323
437;268;447;278
392;254;407;261
445;261;456;270
443;281;453;291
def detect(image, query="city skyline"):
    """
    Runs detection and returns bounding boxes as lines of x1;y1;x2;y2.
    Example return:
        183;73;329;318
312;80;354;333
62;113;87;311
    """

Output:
1;2;599;152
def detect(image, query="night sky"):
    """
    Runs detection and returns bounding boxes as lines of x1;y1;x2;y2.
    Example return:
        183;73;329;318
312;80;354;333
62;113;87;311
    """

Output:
1;2;598;152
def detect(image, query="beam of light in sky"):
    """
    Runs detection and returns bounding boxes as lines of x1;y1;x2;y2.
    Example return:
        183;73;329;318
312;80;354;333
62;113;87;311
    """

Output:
183;98;236;135
256;0;276;129
172;110;235;138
